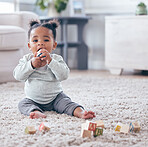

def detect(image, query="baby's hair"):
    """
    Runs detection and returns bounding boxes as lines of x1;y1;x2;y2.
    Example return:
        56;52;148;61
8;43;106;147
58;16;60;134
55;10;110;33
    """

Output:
28;19;59;40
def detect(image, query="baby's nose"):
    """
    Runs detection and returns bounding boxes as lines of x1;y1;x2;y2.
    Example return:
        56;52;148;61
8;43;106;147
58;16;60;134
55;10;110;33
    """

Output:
38;43;44;46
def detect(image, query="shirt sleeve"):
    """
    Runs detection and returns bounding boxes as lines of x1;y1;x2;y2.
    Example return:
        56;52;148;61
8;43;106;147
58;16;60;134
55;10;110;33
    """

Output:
13;54;35;82
47;54;70;81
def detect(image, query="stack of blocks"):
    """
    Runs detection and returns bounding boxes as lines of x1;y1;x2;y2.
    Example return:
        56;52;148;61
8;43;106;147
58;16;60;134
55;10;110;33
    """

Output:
115;121;140;134
81;120;104;138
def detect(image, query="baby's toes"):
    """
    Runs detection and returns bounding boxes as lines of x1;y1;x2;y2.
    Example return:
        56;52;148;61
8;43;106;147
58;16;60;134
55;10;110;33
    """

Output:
29;112;35;119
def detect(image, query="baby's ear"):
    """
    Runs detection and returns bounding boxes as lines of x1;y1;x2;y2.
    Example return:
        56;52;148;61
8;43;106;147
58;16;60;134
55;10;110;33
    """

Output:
28;42;31;50
53;41;57;50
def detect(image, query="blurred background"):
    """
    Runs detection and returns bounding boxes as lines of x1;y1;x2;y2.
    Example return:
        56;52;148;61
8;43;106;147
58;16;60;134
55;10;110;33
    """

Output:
0;0;147;70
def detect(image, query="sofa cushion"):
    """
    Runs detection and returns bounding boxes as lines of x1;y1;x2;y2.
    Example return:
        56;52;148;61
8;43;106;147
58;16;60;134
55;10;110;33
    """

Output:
0;25;27;50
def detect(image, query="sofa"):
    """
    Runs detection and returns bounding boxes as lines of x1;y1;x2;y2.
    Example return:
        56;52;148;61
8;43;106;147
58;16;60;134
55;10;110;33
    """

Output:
0;11;39;83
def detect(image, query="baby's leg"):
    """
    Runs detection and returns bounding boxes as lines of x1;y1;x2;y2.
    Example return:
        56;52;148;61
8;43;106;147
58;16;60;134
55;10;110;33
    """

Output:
53;92;95;119
18;98;46;119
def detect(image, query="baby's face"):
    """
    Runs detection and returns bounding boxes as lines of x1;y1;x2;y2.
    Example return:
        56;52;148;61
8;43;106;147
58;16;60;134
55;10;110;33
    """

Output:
28;26;57;55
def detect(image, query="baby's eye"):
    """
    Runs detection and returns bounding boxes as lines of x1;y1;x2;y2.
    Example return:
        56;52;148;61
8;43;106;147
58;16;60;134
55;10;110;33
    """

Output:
33;40;38;42
44;39;49;42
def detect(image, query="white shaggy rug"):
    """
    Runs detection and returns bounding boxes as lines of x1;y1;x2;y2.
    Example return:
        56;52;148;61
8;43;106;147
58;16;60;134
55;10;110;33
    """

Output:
0;70;147;147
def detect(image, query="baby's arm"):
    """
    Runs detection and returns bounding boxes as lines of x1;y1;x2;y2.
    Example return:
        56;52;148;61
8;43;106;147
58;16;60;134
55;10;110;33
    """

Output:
47;55;70;81
13;55;35;81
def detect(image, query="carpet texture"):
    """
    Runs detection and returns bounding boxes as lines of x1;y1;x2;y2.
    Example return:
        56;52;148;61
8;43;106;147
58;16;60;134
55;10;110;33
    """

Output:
0;71;147;147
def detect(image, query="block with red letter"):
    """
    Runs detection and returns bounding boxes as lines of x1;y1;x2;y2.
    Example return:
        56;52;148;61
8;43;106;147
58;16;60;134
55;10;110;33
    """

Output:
39;122;50;131
85;120;97;131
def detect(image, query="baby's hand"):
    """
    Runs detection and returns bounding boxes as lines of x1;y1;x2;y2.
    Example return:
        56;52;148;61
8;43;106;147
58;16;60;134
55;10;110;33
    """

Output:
81;111;96;119
31;56;46;69
37;49;52;64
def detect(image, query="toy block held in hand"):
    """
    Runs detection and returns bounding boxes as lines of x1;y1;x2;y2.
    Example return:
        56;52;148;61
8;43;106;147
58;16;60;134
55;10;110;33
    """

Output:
81;123;92;138
39;122;50;131
85;120;97;131
120;124;129;134
129;121;140;133
93;127;103;137
37;50;46;58
25;126;36;134
95;120;104;128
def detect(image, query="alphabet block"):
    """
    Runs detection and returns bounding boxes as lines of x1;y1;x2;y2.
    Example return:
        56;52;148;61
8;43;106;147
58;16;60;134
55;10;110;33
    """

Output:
81;123;92;138
25;126;36;134
93;127;103;137
129;121;140;133
120;124;129;134
95;120;104;128
86;120;97;131
81;130;92;138
39;122;50;131
115;123;122;132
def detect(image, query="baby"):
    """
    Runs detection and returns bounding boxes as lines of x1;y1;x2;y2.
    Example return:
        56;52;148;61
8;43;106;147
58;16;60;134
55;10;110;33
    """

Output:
13;19;95;119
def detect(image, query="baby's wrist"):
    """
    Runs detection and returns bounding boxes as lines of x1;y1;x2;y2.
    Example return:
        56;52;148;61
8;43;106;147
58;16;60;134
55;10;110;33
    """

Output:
31;61;35;69
47;58;52;65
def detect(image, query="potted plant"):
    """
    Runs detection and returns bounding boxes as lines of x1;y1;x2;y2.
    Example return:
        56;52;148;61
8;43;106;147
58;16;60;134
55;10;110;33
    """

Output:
36;0;69;16
135;2;147;15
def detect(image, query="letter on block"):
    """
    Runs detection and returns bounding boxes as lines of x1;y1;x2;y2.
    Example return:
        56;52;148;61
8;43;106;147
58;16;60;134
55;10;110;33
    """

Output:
120;124;129;134
39;122;50;131
95;120;104;128
86;121;97;131
93;127;103;137
115;123;122;132
129;122;140;133
25;126;36;134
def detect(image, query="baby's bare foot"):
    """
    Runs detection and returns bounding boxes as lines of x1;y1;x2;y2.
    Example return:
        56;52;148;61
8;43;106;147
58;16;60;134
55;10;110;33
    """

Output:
29;111;46;119
81;111;96;119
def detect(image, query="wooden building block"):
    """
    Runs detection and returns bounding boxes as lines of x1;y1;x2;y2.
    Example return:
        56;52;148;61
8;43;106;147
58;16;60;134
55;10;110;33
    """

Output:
120;124;129;134
81;123;92;138
129;121;140;133
39;122;50;131
93;127;103;137
115;123;122;132
86;120;97;131
25;126;36;134
81;130;92;138
95;120;104;128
